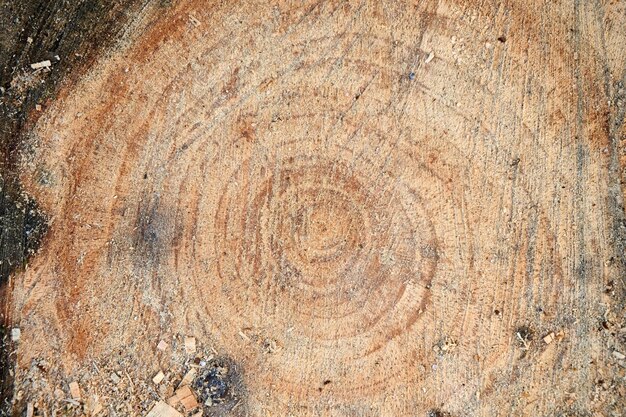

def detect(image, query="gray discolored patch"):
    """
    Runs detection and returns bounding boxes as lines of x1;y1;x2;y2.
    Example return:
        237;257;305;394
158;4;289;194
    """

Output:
193;356;247;416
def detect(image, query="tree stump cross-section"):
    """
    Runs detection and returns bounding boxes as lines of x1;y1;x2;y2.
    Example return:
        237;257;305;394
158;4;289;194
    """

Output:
4;0;626;416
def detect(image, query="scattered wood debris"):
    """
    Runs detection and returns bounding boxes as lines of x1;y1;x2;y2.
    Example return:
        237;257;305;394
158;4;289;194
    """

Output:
30;60;51;70
26;403;33;417
69;381;81;401
146;400;183;417
425;52;435;64
153;370;165;384
185;336;196;354
6;294;219;415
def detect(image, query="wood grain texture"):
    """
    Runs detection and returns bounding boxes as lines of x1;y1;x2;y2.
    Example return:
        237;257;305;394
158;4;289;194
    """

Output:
0;0;151;412
5;0;626;416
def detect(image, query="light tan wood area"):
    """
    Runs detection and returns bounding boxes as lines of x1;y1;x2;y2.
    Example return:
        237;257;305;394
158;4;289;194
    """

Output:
10;0;626;416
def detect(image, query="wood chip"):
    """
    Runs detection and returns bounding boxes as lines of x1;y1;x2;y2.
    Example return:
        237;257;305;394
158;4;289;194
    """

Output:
11;328;21;342
26;403;33;417
152;370;165;384
180;394;199;411
92;402;104;416
146;400;183;417
189;14;201;27
543;332;555;345
425;52;434;64
613;351;626;360
110;372;121;384
86;395;103;416
179;368;197;387
157;340;168;351
175;385;193;397
30;60;51;70
125;370;134;391
184;336;196;354
69;381;81;401
176;386;198;411
167;394;180;407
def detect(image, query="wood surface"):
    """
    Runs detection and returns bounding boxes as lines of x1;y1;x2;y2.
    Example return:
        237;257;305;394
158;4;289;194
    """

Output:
0;0;149;412
2;0;626;416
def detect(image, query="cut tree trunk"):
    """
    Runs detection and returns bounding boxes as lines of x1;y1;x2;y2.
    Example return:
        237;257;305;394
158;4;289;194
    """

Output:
3;1;626;416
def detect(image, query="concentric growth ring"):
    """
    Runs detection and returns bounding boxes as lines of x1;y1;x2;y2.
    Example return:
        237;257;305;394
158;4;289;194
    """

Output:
193;140;465;397
215;151;436;340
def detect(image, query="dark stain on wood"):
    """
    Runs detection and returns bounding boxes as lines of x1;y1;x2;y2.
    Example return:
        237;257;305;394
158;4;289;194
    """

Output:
133;196;179;269
0;0;150;414
193;356;247;416
426;409;453;417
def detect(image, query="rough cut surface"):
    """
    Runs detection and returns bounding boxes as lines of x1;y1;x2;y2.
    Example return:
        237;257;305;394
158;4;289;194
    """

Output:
3;0;626;416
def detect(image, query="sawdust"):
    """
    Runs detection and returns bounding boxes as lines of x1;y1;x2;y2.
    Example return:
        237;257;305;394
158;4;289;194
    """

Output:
11;335;227;416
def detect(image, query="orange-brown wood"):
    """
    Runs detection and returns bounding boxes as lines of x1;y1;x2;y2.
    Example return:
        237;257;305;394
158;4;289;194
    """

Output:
7;1;626;416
